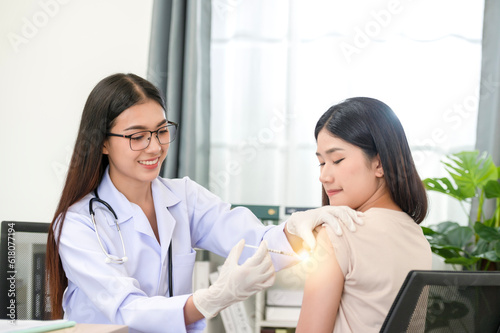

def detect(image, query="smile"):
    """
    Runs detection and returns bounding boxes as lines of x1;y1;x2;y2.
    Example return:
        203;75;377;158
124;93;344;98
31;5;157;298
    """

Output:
326;189;342;196
139;158;159;166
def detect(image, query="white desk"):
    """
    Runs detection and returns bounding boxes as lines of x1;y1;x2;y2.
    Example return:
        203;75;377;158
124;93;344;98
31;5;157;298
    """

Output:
48;324;128;332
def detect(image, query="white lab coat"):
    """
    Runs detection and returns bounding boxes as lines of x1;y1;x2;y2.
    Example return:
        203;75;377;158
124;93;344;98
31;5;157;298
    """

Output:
58;169;294;333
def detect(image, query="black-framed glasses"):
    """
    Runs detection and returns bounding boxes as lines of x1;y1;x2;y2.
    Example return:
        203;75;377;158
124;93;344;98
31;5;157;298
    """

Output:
107;121;178;151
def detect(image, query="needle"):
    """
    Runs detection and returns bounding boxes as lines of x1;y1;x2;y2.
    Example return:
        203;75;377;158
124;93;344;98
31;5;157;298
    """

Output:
244;244;298;257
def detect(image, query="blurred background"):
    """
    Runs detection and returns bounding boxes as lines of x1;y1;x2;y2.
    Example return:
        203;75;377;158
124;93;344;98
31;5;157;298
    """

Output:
0;0;495;230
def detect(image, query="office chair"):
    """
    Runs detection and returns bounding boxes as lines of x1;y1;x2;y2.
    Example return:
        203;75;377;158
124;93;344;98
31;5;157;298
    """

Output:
0;221;51;320
380;270;500;333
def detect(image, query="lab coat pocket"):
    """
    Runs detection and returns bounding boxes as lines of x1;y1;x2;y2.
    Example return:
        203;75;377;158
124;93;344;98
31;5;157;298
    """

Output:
173;249;196;295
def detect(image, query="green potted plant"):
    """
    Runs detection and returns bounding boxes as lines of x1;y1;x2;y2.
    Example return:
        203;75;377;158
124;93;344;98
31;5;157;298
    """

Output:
422;150;500;271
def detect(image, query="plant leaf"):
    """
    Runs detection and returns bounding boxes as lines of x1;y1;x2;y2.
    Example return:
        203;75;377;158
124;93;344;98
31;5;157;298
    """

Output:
433;221;462;234
446;226;474;248
423;178;465;201
484;180;500;199
472;238;491;256
430;246;461;259
496;242;500;258
433;244;465;252
421;226;436;236
443;151;497;197
477;251;500;262
444;256;480;266
474;222;500;241
483;217;496;228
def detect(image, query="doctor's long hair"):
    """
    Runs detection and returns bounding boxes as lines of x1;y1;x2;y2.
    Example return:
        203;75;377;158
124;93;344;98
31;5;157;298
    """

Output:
46;73;167;319
316;97;427;224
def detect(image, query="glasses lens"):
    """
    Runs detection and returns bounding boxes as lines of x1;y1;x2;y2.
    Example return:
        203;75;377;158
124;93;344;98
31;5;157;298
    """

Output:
158;124;177;144
129;131;151;151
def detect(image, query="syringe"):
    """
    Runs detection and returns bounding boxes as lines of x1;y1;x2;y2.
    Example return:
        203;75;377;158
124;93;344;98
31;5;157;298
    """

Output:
244;244;297;257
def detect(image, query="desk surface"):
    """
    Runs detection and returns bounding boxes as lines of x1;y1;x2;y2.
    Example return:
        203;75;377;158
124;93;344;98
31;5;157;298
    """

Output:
49;324;128;333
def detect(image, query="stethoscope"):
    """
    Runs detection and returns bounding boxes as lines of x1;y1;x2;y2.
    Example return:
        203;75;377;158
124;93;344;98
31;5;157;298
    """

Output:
89;188;174;297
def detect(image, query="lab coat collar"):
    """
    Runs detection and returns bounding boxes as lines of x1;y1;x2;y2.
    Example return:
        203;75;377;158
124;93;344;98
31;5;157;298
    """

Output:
96;169;134;225
96;167;181;227
151;179;179;260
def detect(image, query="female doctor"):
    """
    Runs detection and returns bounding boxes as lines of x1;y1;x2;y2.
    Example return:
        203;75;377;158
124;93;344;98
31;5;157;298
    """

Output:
46;73;362;333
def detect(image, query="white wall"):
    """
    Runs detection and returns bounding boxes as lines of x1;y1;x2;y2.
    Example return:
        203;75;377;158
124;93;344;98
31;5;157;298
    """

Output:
0;0;154;223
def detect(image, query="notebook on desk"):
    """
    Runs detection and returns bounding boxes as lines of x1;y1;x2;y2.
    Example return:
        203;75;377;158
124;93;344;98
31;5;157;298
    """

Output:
0;320;129;333
0;319;75;333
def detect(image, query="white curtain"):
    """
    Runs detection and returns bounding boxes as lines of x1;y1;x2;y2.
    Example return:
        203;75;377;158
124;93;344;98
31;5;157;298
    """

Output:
210;0;484;226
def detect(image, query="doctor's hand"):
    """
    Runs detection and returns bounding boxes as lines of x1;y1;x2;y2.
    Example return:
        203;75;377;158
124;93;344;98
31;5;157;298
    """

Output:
192;239;275;319
285;206;364;251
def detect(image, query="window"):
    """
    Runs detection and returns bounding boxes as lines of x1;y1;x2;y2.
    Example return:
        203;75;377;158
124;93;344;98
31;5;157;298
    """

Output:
210;0;484;226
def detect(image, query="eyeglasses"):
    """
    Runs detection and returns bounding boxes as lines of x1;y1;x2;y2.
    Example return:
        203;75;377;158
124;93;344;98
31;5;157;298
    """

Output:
107;121;178;151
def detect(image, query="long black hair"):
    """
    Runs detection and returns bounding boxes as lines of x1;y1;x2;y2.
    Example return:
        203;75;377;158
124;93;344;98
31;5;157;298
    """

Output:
315;97;427;224
46;73;166;318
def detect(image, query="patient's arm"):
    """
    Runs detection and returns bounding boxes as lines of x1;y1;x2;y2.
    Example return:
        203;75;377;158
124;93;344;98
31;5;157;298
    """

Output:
296;226;344;333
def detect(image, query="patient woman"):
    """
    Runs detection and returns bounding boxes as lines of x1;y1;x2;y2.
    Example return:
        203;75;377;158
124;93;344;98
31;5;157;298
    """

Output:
295;97;432;333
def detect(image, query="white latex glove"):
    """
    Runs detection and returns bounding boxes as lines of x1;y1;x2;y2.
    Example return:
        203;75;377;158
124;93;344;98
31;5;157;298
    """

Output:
192;239;275;319
286;206;364;250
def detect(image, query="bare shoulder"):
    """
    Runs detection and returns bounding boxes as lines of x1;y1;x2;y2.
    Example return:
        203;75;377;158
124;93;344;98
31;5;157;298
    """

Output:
314;226;335;256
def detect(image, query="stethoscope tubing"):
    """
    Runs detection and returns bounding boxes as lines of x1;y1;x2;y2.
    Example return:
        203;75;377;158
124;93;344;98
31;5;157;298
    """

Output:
89;190;127;264
89;188;173;297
